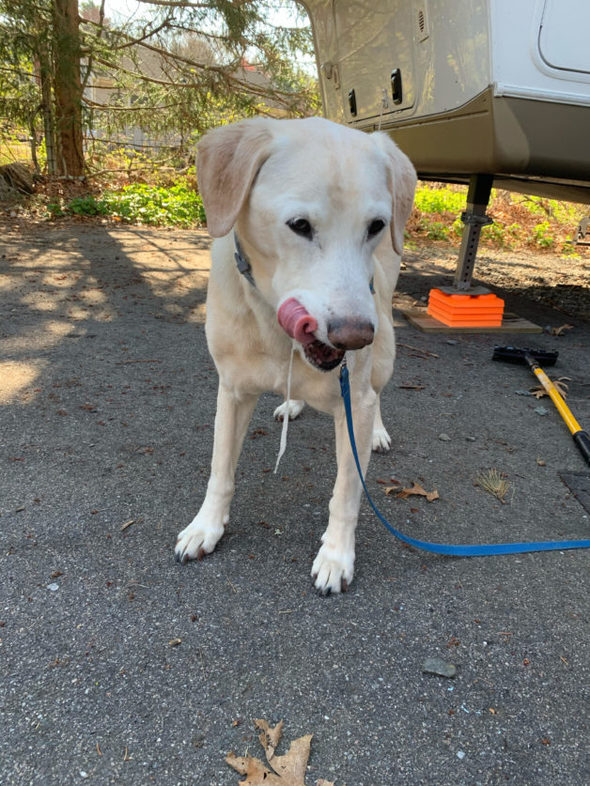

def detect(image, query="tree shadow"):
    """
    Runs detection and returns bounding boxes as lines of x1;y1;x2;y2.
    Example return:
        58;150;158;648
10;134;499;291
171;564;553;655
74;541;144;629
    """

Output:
0;219;219;529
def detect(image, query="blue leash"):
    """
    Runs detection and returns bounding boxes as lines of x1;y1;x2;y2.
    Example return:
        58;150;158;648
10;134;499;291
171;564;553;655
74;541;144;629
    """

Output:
339;362;590;557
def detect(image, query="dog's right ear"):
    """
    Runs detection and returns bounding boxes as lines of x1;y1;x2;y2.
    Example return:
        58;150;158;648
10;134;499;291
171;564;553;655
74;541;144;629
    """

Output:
197;119;274;238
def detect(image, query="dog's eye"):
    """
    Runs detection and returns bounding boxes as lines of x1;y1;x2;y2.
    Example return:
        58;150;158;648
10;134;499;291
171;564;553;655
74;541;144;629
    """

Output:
367;219;386;238
287;218;313;240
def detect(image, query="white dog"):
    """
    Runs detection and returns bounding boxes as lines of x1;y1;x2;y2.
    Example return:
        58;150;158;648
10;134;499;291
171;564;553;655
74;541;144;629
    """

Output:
175;117;416;593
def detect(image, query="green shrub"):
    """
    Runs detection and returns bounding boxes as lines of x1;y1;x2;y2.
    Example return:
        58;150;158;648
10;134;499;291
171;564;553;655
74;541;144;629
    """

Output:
481;221;517;248
47;201;64;218
63;183;206;227
418;217;450;240
66;195;109;217
414;186;467;215
532;221;555;249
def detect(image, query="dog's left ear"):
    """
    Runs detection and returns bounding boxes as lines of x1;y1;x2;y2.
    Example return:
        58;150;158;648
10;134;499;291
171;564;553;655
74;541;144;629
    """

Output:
197;118;274;237
373;133;417;256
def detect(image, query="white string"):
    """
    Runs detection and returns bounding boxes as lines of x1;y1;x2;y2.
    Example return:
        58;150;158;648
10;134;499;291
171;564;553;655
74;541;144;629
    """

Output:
274;342;296;473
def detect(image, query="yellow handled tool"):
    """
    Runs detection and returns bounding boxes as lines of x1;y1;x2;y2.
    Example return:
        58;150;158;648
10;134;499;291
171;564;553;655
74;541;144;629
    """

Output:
493;345;590;466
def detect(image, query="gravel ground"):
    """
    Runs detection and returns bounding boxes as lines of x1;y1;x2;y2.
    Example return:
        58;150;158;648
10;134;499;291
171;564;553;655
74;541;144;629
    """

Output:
401;240;590;321
1;220;589;786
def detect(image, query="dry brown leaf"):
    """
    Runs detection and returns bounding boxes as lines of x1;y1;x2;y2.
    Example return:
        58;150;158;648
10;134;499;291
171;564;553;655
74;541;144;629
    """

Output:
385;482;439;502
226;753;278;784
384;485;401;496
255;719;283;760
551;323;573;336
226;719;325;786
530;377;570;400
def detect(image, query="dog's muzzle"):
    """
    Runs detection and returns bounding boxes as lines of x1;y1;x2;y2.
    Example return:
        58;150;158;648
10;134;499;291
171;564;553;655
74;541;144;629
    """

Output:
277;298;374;372
327;318;375;350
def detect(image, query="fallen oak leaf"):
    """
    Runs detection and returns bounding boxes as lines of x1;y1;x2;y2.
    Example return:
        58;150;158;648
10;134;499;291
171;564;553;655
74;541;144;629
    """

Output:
226;719;326;785
385;482;439;502
529;377;570;400
384;485;402;496
226;753;279;785
266;734;313;783
255;718;283;760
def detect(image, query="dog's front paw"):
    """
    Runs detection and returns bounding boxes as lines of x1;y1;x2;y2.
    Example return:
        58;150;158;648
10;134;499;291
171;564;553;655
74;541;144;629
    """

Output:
311;544;354;595
273;399;305;422
372;426;391;453
175;517;225;564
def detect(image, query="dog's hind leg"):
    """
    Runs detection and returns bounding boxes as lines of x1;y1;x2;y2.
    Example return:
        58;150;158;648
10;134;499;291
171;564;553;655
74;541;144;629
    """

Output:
175;383;258;563
273;399;305;422
372;395;391;453
312;388;377;594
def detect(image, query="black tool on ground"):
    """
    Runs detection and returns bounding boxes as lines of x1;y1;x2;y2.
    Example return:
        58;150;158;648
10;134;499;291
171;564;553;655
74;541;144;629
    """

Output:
492;345;558;366
493;345;590;466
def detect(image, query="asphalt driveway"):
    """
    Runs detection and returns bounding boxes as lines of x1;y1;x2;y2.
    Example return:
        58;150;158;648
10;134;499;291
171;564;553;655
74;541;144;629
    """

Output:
1;221;589;785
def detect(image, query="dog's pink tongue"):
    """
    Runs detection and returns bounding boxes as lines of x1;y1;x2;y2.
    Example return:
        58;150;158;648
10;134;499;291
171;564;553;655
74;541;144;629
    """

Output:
277;298;317;345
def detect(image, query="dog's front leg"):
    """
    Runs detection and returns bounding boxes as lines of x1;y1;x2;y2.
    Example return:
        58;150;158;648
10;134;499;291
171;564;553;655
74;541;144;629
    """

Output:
175;383;258;563
312;389;377;594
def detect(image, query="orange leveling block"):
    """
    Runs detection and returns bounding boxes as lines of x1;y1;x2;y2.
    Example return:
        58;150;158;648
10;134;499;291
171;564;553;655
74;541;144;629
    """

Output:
427;288;505;327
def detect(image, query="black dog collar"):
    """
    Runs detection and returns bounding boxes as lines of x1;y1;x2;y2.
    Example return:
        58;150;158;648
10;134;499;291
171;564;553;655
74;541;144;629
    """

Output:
234;233;256;288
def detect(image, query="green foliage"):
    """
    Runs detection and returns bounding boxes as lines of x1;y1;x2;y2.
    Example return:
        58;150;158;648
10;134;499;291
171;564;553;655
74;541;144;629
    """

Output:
66;194;109;216
78;0;319;148
413;183;583;252
514;194;581;225
417;217;450;241
414;186;467;215
532;221;555;249
481;221;524;249
47;201;65;218
1;0;319;177
63;183;206;227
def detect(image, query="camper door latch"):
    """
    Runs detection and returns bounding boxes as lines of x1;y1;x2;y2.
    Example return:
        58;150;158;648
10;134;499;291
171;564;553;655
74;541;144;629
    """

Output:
390;69;403;105
348;89;358;117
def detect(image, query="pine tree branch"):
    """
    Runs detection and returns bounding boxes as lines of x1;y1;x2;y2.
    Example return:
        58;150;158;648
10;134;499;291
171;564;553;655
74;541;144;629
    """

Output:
83;96;179;111
80;15;174;51
136;0;214;8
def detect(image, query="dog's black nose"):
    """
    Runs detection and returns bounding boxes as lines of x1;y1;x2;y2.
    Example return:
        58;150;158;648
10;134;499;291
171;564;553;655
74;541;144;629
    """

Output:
327;318;375;350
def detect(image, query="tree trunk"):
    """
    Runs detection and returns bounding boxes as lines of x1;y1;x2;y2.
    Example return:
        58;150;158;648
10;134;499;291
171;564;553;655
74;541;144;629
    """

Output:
35;46;58;176
29;114;40;175
52;0;84;177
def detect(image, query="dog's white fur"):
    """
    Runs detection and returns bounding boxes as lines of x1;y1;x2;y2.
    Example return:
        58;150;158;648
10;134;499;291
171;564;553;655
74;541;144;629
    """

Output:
175;117;416;593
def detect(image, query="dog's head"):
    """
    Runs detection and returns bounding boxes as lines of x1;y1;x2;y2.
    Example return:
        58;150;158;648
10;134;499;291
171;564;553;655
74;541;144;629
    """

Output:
197;117;416;371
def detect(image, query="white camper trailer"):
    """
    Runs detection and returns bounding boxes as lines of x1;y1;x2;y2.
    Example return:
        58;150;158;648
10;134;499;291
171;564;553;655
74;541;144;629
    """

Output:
303;0;590;286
